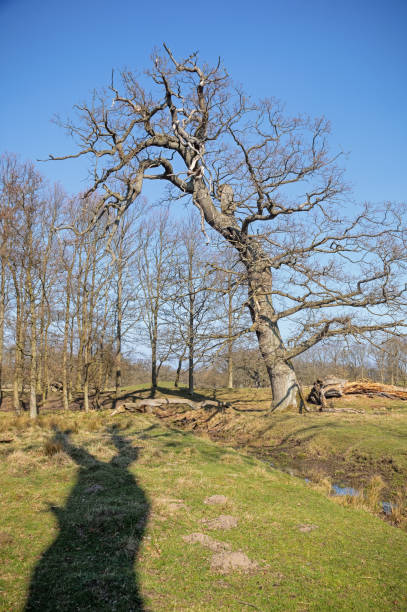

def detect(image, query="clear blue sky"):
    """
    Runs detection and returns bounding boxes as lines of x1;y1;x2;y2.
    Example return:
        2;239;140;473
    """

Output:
1;0;406;204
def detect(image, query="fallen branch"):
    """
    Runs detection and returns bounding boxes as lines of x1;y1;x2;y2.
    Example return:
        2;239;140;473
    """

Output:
111;397;230;416
308;378;407;406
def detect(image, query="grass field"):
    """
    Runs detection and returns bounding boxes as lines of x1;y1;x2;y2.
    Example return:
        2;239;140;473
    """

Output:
1;406;407;611
136;385;407;506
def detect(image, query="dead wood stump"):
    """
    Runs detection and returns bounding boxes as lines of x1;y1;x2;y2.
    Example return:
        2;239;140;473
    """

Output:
308;377;407;407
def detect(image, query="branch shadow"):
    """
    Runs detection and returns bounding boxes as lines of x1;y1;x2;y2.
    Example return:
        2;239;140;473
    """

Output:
25;426;150;611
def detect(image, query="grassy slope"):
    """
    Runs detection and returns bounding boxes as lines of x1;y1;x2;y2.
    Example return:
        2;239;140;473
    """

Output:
134;385;407;500
1;410;407;611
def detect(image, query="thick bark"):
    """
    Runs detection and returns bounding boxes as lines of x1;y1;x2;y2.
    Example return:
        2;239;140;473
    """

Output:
247;266;299;411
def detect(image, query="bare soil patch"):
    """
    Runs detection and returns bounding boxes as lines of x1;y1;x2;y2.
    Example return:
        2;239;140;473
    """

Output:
182;533;231;552
210;551;259;574
201;515;238;530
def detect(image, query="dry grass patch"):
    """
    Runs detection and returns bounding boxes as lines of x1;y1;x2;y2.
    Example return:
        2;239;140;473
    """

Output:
6;449;39;475
43;439;63;457
220;452;244;465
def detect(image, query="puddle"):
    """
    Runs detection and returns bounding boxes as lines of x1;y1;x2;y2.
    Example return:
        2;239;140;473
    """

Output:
268;461;394;516
329;483;393;515
381;501;393;515
332;484;358;496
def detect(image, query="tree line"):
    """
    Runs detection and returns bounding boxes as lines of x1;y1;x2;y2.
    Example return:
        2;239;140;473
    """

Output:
1;152;406;421
0;153;254;417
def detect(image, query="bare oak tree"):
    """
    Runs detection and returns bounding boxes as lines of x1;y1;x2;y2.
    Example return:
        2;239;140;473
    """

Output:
50;46;407;410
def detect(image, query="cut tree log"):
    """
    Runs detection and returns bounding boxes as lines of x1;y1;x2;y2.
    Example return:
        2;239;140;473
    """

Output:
308;378;407;406
307;378;347;407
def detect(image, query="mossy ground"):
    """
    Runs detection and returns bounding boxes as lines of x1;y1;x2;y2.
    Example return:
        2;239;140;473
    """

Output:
1;407;407;611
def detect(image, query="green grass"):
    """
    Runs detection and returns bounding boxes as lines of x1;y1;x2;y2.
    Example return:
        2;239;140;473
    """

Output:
124;384;407;504
1;410;407;610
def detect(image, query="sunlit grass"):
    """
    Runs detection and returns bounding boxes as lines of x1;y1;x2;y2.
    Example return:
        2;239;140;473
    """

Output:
1;409;407;610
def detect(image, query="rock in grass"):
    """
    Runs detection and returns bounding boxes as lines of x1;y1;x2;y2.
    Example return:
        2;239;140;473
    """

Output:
297;524;319;533
201;515;238;530
204;495;228;505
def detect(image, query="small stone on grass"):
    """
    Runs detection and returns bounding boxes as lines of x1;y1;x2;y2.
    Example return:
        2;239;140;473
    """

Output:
201;515;238;530
204;494;228;505
297;524;319;533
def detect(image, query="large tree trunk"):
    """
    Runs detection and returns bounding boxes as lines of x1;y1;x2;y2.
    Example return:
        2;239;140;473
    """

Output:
194;181;301;411
269;358;298;410
246;259;299;411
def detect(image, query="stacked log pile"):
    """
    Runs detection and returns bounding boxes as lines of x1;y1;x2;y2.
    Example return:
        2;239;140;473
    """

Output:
308;378;407;407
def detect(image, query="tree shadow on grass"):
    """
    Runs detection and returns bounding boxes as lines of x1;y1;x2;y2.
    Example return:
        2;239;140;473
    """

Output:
25;426;150;611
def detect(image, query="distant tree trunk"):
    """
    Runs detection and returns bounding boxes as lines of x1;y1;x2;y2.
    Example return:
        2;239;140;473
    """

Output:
188;331;194;397
83;356;90;413
187;246;195;396
68;310;75;401
96;284;110;406
26;259;38;419
151;327;158;397
81;271;90;413
0;259;6;407
227;272;234;390
114;230;124;406
62;263;73;411
12;268;23;413
174;352;185;388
